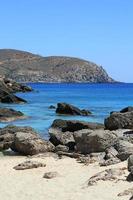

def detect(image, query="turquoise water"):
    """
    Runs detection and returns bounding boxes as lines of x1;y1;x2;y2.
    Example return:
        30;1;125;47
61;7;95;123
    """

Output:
0;83;133;138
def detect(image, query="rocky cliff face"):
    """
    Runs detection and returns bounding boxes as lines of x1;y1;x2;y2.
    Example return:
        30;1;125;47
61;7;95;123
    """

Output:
0;49;115;83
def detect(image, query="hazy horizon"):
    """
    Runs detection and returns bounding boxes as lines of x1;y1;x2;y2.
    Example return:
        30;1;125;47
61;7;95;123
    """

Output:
1;0;133;82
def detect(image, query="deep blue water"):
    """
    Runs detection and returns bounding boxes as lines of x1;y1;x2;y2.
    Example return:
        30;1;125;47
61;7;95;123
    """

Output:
0;83;133;138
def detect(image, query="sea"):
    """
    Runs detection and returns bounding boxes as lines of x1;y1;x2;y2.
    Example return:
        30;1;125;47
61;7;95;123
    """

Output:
0;83;133;139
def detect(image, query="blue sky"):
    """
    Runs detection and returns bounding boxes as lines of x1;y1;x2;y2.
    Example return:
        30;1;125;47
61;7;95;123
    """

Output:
0;0;133;82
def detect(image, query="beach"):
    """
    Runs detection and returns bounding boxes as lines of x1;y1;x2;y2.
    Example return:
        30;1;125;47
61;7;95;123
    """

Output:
0;153;131;200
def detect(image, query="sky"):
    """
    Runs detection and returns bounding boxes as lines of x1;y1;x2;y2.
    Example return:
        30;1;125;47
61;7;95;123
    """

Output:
0;0;133;82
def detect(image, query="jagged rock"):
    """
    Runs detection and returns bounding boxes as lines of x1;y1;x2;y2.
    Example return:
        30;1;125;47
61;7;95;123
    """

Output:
55;145;69;152
43;171;59;179
51;119;104;132
56;103;91;116
0;108;26;122
73;129;117;154
127;167;133;182
0;78;27;103
14;160;46;170
12;131;55;155
115;140;133;161
88;168;126;186
49;128;75;150
105;110;133;130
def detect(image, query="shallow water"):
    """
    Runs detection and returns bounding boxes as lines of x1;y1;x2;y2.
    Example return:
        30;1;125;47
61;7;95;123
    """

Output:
0;83;133;138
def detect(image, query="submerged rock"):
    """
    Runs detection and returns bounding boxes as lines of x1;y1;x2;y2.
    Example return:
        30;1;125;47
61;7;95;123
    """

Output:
56;103;91;116
0;108;25;122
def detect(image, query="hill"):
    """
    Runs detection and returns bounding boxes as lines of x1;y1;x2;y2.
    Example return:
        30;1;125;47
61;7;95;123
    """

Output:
0;49;115;83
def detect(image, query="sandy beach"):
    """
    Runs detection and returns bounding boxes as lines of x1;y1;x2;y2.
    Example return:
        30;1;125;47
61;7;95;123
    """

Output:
0;153;131;200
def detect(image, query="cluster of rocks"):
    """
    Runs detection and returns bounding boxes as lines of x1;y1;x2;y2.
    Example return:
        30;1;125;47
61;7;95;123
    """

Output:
0;106;133;165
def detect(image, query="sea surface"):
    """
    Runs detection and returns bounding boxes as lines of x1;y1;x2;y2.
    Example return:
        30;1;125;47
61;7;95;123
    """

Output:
0;83;133;139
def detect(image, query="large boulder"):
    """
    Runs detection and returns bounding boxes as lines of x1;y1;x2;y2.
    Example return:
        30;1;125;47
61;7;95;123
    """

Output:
12;131;55;155
49;128;75;150
115;140;133;161
0;125;35;150
73;129;117;154
0;125;55;155
105;111;133;130
56;103;91;116
0;108;25;122
51;119;104;132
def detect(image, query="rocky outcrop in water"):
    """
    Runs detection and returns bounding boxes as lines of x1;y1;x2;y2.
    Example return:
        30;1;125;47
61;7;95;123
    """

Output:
0;108;25;122
56;103;91;116
0;49;115;83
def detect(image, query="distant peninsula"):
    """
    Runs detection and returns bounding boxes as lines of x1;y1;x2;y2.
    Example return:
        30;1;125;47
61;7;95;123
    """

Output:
0;49;115;83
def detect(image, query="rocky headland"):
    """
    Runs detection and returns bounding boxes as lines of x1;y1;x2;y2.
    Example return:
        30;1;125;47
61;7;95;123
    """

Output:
0;49;115;83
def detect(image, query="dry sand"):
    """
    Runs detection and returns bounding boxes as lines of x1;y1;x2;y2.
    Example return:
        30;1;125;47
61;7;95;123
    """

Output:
0;153;132;200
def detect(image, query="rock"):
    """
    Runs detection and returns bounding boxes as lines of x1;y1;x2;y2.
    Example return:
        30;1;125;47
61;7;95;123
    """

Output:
55;145;69;152
51;119;104;132
3;78;32;93
100;157;121;166
0;90;27;104
0;78;27;104
88;168;126;186
120;106;133;113
127;167;133;182
118;187;133;197
43;171;59;179
105;110;133;130
0;108;25;122
48;105;56;109
56;151;81;158
14;160;46;170
0;125;35;151
12;131;55;155
0;125;55;155
105;147;118;159
115;140;133;161
56;103;91;116
74;129;117;154
49;128;75;150
90;152;106;161
128;155;133;171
